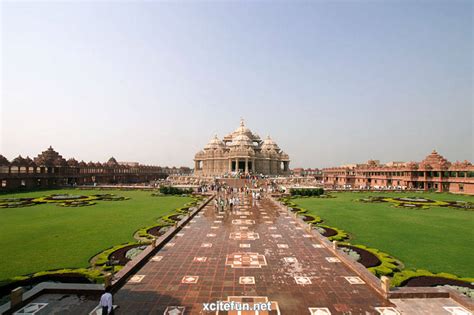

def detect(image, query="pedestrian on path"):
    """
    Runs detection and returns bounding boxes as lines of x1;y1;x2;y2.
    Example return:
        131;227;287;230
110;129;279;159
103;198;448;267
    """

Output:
100;287;114;315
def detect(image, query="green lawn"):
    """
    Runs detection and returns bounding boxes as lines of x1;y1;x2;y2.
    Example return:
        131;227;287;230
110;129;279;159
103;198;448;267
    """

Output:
293;192;474;278
0;189;193;281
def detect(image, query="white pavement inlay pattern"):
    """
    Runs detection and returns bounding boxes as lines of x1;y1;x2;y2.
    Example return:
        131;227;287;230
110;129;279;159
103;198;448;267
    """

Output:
374;307;401;315
128;275;145;283
309;307;332;315
344;276;365;284
239;276;256;284
151;255;163;262
163;306;186;315
181;276;199;284
444;306;472;315
14;303;48;315
295;276;312;285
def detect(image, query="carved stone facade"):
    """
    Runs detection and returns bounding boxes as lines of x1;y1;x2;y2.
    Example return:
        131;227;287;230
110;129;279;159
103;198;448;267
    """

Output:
322;150;474;194
0;146;192;191
194;120;290;176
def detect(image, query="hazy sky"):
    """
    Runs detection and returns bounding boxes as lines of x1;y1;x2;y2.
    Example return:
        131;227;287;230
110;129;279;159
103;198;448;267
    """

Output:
1;0;472;168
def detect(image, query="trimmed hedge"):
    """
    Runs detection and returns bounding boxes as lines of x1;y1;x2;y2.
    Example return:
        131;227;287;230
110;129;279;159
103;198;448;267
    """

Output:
279;197;323;224
290;188;324;197
159;186;193;195
340;243;401;277
135;223;172;240
316;224;349;241
2;268;105;288
391;269;474;288
92;242;149;267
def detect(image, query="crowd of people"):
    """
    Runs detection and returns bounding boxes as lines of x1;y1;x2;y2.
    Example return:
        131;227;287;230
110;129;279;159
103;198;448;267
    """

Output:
211;182;268;212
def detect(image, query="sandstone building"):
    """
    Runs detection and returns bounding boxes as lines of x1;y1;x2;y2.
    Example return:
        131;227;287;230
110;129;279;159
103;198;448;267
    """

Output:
194;120;290;176
322;150;474;194
0;146;191;191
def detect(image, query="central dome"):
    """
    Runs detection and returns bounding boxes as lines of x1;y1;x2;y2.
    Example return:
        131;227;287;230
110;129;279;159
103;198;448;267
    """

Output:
229;134;253;147
224;119;261;143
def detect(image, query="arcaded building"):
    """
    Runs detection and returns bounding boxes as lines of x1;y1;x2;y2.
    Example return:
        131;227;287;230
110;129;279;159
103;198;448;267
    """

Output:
0;146;192;191
322;150;474;194
194;120;290;176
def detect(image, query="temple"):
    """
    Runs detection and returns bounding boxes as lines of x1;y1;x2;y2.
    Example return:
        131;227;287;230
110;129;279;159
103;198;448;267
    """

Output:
194;119;290;176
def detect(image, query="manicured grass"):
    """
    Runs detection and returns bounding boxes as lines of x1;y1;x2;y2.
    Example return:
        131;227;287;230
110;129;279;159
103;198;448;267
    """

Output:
0;189;193;281
293;192;474;278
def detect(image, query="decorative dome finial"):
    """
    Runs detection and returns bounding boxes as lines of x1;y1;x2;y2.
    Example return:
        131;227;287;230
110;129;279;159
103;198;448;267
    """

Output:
240;117;245;127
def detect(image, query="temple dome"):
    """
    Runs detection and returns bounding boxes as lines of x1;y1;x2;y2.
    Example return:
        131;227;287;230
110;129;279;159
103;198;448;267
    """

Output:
261;136;280;152
25;156;36;166
229;134;253;147
107;157;119;166
234;120;252;136
34;146;67;167
67;158;79;167
224;119;261;143
0;155;10;166
11;155;27;166
419;149;450;169
204;135;225;150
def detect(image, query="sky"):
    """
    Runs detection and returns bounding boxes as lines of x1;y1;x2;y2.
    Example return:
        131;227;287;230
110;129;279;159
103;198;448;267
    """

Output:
1;0;472;168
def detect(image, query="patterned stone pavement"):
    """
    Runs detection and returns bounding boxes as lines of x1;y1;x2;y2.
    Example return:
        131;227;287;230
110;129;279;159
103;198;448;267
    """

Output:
113;194;392;314
11;193;473;315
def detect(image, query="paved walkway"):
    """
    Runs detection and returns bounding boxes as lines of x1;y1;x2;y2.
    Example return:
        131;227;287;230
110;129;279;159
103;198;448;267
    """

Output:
114;194;391;314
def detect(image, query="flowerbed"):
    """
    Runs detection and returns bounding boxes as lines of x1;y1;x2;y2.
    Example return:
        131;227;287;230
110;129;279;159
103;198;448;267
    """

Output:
358;196;474;210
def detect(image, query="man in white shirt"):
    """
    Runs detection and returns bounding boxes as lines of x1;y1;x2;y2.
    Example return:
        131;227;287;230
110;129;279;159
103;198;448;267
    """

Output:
100;286;113;314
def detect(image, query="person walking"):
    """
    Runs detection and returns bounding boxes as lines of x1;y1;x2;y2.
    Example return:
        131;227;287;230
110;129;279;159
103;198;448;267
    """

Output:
214;199;219;212
100;287;114;315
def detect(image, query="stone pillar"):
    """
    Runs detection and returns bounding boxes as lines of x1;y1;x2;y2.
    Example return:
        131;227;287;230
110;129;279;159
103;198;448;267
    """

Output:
423;171;428;191
381;276;390;298
104;273;113;287
245;158;248;173
236;158;239;172
228;159;232;172
438;172;443;192
10;287;24;308
252;159;256;173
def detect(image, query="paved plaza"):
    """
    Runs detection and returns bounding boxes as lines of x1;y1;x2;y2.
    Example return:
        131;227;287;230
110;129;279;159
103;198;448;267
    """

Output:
11;193;472;315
